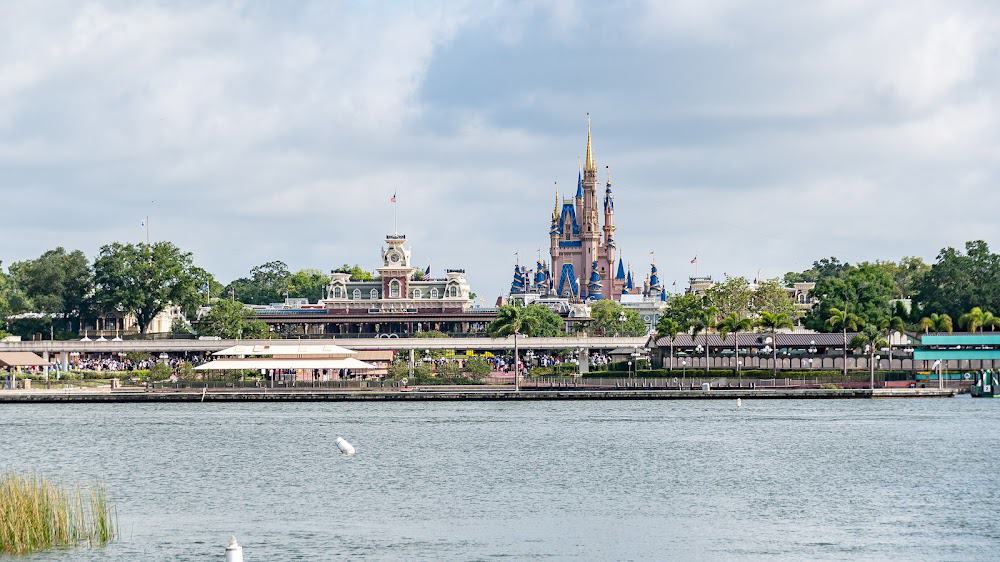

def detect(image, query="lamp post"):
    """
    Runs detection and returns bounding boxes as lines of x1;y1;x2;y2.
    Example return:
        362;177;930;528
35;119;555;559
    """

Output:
618;311;627;337
681;360;688;387
763;345;772;376
872;354;881;390
695;344;704;376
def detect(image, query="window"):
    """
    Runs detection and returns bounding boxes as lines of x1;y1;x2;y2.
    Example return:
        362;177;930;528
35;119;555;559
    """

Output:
412;288;422;299
448;285;459;298
389;279;401;298
370;289;379;300
352;289;361;300
333;287;344;298
430;288;439;299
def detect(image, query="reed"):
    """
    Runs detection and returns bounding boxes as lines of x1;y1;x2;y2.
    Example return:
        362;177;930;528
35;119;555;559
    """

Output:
0;473;116;554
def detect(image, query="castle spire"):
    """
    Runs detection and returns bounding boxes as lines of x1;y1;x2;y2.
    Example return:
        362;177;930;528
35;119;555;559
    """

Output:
584;114;596;173
553;182;559;220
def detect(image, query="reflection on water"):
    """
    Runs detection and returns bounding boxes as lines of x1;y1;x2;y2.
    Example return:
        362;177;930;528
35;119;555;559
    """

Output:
2;398;998;561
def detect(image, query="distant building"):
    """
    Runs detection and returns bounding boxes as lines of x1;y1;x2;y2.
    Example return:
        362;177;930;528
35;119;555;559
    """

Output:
253;233;494;337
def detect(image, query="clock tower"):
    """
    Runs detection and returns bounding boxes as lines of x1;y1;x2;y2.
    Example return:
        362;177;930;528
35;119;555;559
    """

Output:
377;234;415;299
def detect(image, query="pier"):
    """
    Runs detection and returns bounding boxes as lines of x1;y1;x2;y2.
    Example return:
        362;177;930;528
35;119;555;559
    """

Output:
0;387;954;403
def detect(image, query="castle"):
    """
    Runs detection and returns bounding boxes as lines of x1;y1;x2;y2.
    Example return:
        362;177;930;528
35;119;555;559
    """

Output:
511;120;666;304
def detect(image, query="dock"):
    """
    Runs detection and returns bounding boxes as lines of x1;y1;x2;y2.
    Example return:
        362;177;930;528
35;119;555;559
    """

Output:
0;387;955;403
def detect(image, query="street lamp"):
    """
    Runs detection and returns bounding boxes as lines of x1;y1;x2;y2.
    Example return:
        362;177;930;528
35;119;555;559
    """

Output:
618;311;627;337
681;360;688;386
763;345;772;374
695;344;704;375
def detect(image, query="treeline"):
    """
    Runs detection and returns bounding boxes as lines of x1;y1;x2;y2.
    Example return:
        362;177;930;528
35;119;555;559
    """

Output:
0;242;372;339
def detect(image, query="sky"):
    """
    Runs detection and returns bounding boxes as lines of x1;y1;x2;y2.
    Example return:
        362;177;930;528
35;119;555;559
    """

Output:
1;1;998;301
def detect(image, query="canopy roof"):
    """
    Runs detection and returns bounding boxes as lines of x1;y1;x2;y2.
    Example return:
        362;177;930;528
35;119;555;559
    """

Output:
213;344;357;357
0;351;50;367
195;358;375;371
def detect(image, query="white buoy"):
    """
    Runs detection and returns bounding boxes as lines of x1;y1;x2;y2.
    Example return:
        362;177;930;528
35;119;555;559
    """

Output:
736;398;742;409
335;436;356;455
225;536;244;562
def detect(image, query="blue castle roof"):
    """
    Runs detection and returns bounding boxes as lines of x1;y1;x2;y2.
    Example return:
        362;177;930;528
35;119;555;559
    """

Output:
615;258;626;280
556;263;579;298
649;263;661;290
557;203;580;236
587;260;604;300
576;170;583;198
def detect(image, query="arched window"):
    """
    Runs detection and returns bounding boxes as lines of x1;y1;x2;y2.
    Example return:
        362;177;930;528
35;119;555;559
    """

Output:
448;285;459;298
370;289;379;300
412;288;422;299
333;287;344;298
430;288;439;299
352;289;361;300
389;279;401;298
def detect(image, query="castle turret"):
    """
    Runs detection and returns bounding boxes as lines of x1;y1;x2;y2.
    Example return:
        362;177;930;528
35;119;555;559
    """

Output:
587;260;604;300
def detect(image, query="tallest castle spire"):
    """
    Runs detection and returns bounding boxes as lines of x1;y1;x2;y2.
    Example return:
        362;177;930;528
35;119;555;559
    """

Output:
584;114;596;173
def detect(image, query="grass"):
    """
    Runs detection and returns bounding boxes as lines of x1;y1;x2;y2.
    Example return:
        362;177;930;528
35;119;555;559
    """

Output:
0;473;116;555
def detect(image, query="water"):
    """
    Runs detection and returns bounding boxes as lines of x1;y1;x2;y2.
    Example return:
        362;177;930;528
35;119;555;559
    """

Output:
2;397;998;560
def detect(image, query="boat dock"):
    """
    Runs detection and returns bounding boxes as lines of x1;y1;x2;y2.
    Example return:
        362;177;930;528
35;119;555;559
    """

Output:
0;387;955;403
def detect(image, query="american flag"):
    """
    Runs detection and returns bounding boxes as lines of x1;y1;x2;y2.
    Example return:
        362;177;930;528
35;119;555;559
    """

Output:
389;192;396;203
690;256;698;264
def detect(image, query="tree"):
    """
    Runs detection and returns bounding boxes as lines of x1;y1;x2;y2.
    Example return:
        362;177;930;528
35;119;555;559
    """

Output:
914;241;1000;320
783;257;850;285
756;311;793;376
224;261;292;305
589;300;646;336
655;317;681;372
717;313;753;380
918;312;953;334
333;264;374;282
826;306;864;379
197;299;271;339
8;248;93;332
705;276;752;319
689;305;718;375
850;324;888;390
487;304;543;390
522;304;564;337
751;278;796;319
959;306;989;333
803;263;895;332
288;269;328;302
660;292;706;330
93;242;202;334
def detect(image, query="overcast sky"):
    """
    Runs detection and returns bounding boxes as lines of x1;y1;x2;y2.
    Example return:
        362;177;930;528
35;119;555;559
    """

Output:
1;1;998;300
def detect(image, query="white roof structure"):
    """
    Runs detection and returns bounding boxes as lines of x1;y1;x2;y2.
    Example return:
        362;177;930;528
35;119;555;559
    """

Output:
211;344;358;357
196;343;374;371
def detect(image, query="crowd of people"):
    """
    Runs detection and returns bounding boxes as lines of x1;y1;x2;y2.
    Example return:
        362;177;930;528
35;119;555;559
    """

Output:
62;354;207;373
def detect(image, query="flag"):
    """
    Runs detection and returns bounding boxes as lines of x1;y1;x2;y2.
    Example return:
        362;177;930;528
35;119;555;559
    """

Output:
690;256;698;264
389;192;396;203
140;219;145;228
424;265;431;276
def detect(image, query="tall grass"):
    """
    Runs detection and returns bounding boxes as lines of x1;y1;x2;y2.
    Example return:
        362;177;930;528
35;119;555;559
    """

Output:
0;473;116;554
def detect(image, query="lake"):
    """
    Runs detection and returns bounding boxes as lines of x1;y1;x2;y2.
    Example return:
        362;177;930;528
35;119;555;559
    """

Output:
2;397;998;560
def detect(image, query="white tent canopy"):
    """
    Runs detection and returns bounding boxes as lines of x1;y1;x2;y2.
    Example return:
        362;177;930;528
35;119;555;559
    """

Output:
212;344;358;357
196;343;375;371
194;358;375;371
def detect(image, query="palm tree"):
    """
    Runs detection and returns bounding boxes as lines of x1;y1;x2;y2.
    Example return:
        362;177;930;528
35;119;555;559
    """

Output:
883;315;906;372
717;313;753;383
689;306;718;375
655;317;681;372
918;316;934;334
935;313;953;334
488;304;541;391
850;324;888;390
959;306;987;333
757;311;793;376
826;306;863;380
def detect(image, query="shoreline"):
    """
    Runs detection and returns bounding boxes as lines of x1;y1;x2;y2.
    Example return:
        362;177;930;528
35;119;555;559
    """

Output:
0;387;954;402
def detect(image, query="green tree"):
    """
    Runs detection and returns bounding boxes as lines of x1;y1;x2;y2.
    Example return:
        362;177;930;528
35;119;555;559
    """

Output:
751;278;796;319
850;324;888;389
660;292;706;329
333;264;374;282
197;299;271;339
783;257;850;285
704;276;753;319
689;305;718;375
488;304;548;389
8;248;93;332
288;269;329;302
522;304;564;337
655;317;681;372
918;312;953;334
93;242;202;334
804;263;894;332
914;241;1000;320
756;311;793;376
224;261;292;305
959;306;989;333
589;300;646;336
717;312;753;380
826;306;864;379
